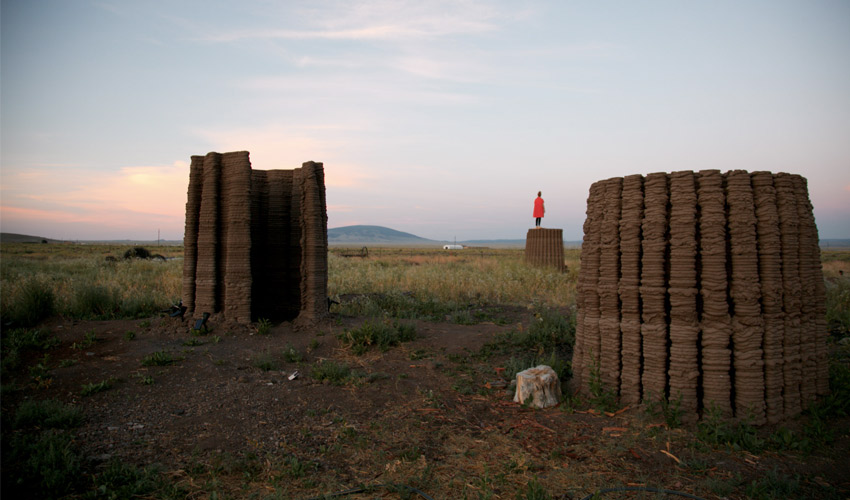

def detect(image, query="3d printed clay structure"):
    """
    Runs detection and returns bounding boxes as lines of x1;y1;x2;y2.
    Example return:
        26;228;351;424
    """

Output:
525;228;565;272
572;170;828;424
182;151;328;325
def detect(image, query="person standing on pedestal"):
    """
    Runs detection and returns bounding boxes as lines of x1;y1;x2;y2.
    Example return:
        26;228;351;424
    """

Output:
533;191;545;228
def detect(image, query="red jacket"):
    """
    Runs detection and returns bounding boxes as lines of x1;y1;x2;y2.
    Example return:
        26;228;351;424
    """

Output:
533;197;545;218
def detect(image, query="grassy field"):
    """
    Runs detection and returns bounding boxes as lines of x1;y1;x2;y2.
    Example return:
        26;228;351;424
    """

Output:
1;243;849;499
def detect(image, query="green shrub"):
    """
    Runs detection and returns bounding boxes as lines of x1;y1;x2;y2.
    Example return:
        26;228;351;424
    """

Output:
338;320;417;354
13;399;83;430
697;405;764;452
283;345;303;363
826;279;850;336
0;328;59;376
252;352;279;371
311;360;352;385
482;308;575;359
744;468;801;499
4;430;85;499
72;283;118;319
1;278;55;327
88;460;180;499
253;317;273;335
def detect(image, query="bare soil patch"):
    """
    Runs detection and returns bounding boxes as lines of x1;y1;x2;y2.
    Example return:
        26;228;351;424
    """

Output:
3;312;849;499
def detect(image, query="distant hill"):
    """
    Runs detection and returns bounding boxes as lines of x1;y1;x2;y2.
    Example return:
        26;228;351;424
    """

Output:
0;233;62;244
328;225;437;245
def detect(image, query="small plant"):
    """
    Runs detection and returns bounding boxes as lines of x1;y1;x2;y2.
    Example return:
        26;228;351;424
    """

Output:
697;405;764;452
125;330;136;341
587;356;618;412
646;393;683;428
256;318;273;335
138;320;151;329
59;358;77;368
182;338;204;347
90;460;179;499
311;360;352;385
252;352;278;371
141;350;180;366
81;378;114;396
518;476;552;500
211;335;222;345
282;455;314;478
71;330;99;350
338;319;417;354
139;375;155;385
745;468;801;499
282;345;303;363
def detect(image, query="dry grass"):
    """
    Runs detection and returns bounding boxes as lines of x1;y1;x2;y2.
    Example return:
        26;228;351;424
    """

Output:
329;247;580;309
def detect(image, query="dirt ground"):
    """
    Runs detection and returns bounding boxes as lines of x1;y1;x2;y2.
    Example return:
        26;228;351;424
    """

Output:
3;310;849;499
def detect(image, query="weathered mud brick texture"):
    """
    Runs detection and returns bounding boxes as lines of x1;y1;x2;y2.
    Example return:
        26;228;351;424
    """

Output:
525;228;565;272
182;151;328;325
572;170;828;424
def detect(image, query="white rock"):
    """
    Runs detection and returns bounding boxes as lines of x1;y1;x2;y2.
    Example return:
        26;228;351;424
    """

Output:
513;365;561;409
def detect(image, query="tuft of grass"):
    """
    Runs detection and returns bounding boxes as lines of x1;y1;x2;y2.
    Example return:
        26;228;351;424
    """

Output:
81;378;114;396
0;277;56;327
517;476;552;500
311;360;352;385
1;327;59;376
252;352;279;371
141;350;180;367
481;308;575;361
587;357;618;413
825;278;850;336
338;319;417;355
697;405;764;452
90;460;183;499
71;283;119;319
745;468;801;499
13;399;83;430
124;330;136;341
4;429;85;498
645;394;683;429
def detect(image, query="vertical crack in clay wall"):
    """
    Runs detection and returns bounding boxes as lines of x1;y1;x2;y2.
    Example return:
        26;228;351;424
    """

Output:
183;151;328;325
573;170;828;423
524;228;565;272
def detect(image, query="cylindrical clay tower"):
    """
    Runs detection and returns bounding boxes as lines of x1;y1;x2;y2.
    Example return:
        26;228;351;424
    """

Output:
572;170;828;424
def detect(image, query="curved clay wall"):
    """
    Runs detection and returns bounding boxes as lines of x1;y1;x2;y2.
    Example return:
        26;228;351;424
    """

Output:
572;170;828;424
182;152;328;325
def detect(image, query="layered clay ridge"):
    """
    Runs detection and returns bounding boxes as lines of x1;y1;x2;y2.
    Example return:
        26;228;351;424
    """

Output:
572;170;828;423
182;152;328;325
525;228;566;272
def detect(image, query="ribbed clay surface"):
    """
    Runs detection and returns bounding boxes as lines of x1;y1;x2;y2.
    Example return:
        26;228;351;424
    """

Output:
572;170;828;423
183;152;328;325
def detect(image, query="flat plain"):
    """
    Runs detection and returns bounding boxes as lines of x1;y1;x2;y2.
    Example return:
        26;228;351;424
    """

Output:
1;243;849;499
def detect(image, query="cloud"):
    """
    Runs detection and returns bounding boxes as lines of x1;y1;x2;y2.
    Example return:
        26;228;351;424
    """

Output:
198;0;503;43
1;162;190;239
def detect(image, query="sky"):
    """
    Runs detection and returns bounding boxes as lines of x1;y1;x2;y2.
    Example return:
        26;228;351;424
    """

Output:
2;0;849;242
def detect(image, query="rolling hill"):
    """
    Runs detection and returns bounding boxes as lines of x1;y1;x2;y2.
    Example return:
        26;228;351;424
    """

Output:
327;225;437;245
